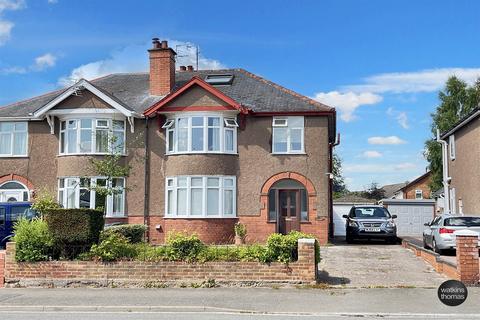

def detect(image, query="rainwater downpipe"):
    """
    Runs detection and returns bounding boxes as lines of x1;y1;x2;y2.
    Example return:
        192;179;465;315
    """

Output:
436;129;450;215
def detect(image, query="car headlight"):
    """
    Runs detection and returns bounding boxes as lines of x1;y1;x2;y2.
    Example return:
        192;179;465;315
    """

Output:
386;220;396;228
348;220;358;227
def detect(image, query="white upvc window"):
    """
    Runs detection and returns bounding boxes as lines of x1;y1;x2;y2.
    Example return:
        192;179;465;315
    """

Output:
415;190;423;199
58;176;125;217
165;176;236;218
0;122;28;157
59;118;126;155
449;135;455;160
164;114;238;154
272;116;304;154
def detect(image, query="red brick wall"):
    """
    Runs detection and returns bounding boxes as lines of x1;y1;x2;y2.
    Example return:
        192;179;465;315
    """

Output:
456;235;479;285
403;175;431;199
0;250;5;288
3;240;317;287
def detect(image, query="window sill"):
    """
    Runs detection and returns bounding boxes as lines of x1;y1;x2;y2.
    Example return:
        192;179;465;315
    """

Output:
271;152;306;155
166;152;238;156
0;155;28;158
164;216;238;219
105;215;127;218
58;153;127;157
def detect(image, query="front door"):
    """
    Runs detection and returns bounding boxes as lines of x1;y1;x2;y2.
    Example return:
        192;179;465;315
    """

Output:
278;190;300;234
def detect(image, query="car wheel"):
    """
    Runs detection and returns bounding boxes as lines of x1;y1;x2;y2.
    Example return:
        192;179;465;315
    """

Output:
423;237;429;249
432;238;443;254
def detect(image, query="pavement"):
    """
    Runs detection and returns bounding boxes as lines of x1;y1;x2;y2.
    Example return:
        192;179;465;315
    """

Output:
0;287;479;319
318;239;447;288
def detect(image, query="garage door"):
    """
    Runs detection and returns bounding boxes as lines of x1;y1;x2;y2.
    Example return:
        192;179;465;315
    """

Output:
333;204;352;236
387;204;434;237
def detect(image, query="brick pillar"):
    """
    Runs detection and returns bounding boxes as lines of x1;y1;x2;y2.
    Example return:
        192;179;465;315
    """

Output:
455;230;479;286
297;238;317;281
0;250;5;288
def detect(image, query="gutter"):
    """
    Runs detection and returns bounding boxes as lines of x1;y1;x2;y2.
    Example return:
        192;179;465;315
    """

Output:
328;132;341;239
436;129;451;215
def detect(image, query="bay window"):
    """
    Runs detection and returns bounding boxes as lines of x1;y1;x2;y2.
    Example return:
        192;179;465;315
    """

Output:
164;114;238;154
0;122;28;156
272;116;304;154
59;118;125;155
58;177;125;217
165;176;236;218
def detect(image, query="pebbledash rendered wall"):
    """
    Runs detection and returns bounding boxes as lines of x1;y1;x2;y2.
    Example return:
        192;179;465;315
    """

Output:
0;239;317;288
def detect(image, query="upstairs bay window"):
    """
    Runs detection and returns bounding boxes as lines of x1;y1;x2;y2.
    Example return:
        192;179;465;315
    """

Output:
59;118;125;155
0;122;28;157
58;177;125;217
163;115;238;154
272;116;304;154
166;176;236;218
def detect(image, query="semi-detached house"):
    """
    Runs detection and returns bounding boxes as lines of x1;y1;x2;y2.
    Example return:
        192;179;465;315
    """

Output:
0;39;336;245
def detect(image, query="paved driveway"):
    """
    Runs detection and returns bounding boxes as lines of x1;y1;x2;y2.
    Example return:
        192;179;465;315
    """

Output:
318;239;447;288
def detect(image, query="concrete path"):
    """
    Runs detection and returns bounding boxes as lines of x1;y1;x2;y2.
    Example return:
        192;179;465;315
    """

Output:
0;287;479;319
318;239;447;288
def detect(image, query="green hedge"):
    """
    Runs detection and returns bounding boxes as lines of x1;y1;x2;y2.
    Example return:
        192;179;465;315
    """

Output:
13;218;53;262
44;208;104;257
101;224;146;243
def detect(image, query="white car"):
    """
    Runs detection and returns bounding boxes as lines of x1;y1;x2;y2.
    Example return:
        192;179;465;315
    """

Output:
423;215;480;254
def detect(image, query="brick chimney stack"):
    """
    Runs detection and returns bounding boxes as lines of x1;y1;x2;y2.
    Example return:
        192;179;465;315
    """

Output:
148;38;176;96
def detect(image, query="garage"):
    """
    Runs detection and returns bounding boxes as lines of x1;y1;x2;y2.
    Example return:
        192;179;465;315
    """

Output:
380;199;436;237
333;196;375;236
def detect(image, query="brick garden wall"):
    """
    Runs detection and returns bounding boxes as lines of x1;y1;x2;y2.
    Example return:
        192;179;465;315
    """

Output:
0;250;5;288
2;239;317;288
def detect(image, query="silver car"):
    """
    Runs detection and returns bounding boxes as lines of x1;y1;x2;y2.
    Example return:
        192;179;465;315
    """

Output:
423;215;480;254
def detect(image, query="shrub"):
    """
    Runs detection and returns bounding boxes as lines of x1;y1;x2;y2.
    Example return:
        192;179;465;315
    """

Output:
164;232;205;262
234;223;247;238
102;224;146;243
31;188;61;216
13;218;53;262
88;233;137;262
44;208;104;258
265;231;318;263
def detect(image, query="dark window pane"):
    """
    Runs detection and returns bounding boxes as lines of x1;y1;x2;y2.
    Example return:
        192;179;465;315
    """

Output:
268;189;276;221
301;189;308;221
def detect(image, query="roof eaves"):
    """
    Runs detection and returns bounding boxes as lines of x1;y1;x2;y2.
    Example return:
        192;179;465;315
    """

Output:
440;107;480;139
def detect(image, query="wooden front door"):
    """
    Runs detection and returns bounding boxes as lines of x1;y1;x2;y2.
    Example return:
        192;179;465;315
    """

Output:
278;190;300;234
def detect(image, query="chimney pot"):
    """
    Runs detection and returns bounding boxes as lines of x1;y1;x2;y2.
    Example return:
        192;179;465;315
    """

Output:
187;65;194;71
152;38;161;49
179;66;187;71
161;40;168;49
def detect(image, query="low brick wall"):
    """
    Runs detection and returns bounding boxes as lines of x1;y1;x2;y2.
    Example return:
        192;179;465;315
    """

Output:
2;239;318;288
456;232;480;285
0;250;5;288
401;239;460;280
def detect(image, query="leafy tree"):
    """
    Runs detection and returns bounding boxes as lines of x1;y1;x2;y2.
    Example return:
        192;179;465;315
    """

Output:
425;76;480;191
31;188;61;216
332;152;347;198
362;182;385;201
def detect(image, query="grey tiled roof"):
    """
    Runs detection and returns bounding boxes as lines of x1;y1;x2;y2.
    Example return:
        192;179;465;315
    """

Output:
0;69;333;117
381;182;408;198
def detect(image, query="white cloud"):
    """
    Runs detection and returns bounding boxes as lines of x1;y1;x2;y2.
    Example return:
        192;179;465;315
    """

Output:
0;65;25;74
343;68;480;94
362;150;383;158
397;112;409;129
47;0;58;3
312;91;382;122
0;0;25;46
394;162;416;170
33;53;57;70
59;40;225;86
368;136;407;145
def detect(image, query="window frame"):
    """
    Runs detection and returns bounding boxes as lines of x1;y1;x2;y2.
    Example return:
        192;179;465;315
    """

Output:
57;176;126;217
415;189;423;199
164;113;238;155
449;135;455;160
272;116;305;154
0;121;28;157
165;175;236;218
59;117;126;156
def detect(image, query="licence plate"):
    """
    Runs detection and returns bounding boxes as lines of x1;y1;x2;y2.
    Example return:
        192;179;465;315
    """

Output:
364;228;381;232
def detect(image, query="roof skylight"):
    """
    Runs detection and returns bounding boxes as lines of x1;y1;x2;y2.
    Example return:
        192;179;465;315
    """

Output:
205;74;234;85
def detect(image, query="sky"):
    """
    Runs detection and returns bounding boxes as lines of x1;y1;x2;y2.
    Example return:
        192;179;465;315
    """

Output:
0;0;479;190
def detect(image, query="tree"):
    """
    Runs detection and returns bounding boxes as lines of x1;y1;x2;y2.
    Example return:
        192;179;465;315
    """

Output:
332;152;347;198
425;76;480;191
362;182;385;201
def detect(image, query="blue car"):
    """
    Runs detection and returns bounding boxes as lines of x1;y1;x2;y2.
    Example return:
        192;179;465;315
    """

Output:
0;202;38;248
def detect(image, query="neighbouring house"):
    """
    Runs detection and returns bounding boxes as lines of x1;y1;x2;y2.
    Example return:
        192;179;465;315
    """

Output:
0;39;336;245
441;107;480;215
381;171;432;200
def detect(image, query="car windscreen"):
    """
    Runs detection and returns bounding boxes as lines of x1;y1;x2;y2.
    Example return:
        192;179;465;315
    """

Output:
444;217;480;227
350;207;390;218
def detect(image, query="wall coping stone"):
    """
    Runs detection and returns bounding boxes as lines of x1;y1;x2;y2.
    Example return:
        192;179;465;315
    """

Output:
298;238;316;244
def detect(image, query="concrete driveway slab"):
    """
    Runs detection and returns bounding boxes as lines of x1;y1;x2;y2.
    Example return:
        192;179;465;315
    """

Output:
318;240;447;288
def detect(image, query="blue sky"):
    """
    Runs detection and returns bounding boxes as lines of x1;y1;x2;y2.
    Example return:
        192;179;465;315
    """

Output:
1;0;480;190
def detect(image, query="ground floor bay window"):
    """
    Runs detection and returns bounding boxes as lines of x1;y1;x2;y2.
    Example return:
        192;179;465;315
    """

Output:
165;176;236;218
58;177;125;217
